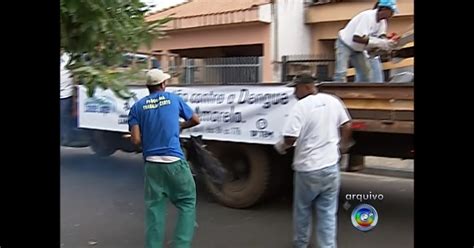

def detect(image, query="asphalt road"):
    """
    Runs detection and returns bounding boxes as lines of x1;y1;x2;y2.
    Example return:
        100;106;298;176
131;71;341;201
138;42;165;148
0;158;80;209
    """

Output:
61;147;413;248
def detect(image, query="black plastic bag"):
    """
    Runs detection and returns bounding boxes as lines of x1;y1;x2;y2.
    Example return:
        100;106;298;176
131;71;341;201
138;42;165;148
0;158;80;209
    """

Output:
182;135;229;185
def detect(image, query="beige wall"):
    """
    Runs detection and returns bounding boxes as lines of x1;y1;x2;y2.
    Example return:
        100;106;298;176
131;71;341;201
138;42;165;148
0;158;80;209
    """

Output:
142;23;273;82
306;0;413;23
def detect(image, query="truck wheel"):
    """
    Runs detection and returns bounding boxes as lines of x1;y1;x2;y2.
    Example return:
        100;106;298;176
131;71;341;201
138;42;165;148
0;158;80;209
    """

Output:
204;143;271;208
90;131;117;157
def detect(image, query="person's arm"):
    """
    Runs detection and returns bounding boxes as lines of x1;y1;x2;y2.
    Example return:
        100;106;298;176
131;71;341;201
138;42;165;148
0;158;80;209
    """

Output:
180;113;200;130
353;35;369;45
128;104;141;145
178;96;200;130
274;104;304;155
284;136;297;147
352;16;394;50
336;98;354;153
274;136;297;155
339;121;354;154
378;20;388;39
130;125;142;145
367;21;396;51
352;14;371;45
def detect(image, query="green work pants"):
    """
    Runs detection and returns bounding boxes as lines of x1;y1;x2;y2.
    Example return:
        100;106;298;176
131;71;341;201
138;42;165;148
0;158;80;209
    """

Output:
144;159;196;248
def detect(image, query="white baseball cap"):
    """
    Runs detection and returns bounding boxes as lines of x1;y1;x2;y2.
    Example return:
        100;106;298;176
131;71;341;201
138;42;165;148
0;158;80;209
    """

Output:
146;69;171;86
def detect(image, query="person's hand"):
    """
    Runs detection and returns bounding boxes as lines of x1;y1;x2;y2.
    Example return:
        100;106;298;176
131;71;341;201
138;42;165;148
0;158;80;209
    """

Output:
387;32;401;41
339;140;356;154
274;139;287;155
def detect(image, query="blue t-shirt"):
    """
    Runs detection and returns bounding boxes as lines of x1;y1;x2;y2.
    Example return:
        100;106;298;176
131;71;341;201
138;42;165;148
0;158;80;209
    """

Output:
128;91;194;159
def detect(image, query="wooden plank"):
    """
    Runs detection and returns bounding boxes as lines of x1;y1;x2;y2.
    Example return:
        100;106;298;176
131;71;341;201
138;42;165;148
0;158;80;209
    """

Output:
349;110;391;120
396;29;414;48
346;57;413;77
319;84;414;100
392;111;414;121
401;41;414;49
343;99;413;111
349;110;414;121
346;67;356;77
351;119;414;134
382;57;414;70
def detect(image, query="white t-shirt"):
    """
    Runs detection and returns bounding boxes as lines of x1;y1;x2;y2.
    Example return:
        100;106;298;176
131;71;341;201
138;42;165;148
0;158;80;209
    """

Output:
282;93;351;172
338;9;387;52
60;53;74;99
146;156;181;163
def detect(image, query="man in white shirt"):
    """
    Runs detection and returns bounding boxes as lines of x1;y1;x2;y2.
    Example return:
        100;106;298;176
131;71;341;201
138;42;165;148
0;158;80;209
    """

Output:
274;73;353;248
333;0;399;82
60;49;76;145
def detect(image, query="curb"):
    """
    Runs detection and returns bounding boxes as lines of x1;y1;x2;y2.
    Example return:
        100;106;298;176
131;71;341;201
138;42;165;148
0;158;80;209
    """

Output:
357;166;414;179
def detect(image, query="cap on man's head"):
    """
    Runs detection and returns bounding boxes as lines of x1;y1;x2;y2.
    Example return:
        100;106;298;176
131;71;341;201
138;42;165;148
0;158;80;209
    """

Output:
378;0;399;13
146;69;171;86
286;73;320;87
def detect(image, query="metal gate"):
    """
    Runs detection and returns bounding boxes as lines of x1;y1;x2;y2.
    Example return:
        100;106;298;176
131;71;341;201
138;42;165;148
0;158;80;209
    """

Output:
281;54;335;82
180;56;262;84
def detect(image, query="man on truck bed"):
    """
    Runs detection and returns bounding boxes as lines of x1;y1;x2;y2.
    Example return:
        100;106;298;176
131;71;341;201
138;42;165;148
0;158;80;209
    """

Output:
333;0;399;82
274;73;353;248
128;69;201;248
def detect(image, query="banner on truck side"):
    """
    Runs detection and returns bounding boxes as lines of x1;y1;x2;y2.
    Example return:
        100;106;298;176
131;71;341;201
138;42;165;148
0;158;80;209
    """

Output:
78;85;297;144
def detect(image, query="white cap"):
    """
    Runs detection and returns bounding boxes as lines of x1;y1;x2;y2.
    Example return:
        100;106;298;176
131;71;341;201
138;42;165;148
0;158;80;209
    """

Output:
146;69;171;86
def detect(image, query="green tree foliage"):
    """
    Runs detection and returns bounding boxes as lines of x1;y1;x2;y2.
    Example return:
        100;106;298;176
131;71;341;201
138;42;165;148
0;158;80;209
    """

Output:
60;0;171;98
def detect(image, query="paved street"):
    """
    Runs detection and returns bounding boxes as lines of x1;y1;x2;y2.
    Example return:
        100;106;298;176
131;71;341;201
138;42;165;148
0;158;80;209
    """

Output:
61;147;413;248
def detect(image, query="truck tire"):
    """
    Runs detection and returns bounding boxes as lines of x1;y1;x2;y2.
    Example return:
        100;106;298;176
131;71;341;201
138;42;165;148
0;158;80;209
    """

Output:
90;131;118;157
204;143;271;208
264;148;293;201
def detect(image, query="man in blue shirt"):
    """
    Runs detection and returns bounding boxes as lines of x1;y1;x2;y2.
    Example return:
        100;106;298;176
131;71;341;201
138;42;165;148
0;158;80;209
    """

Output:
128;69;200;248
